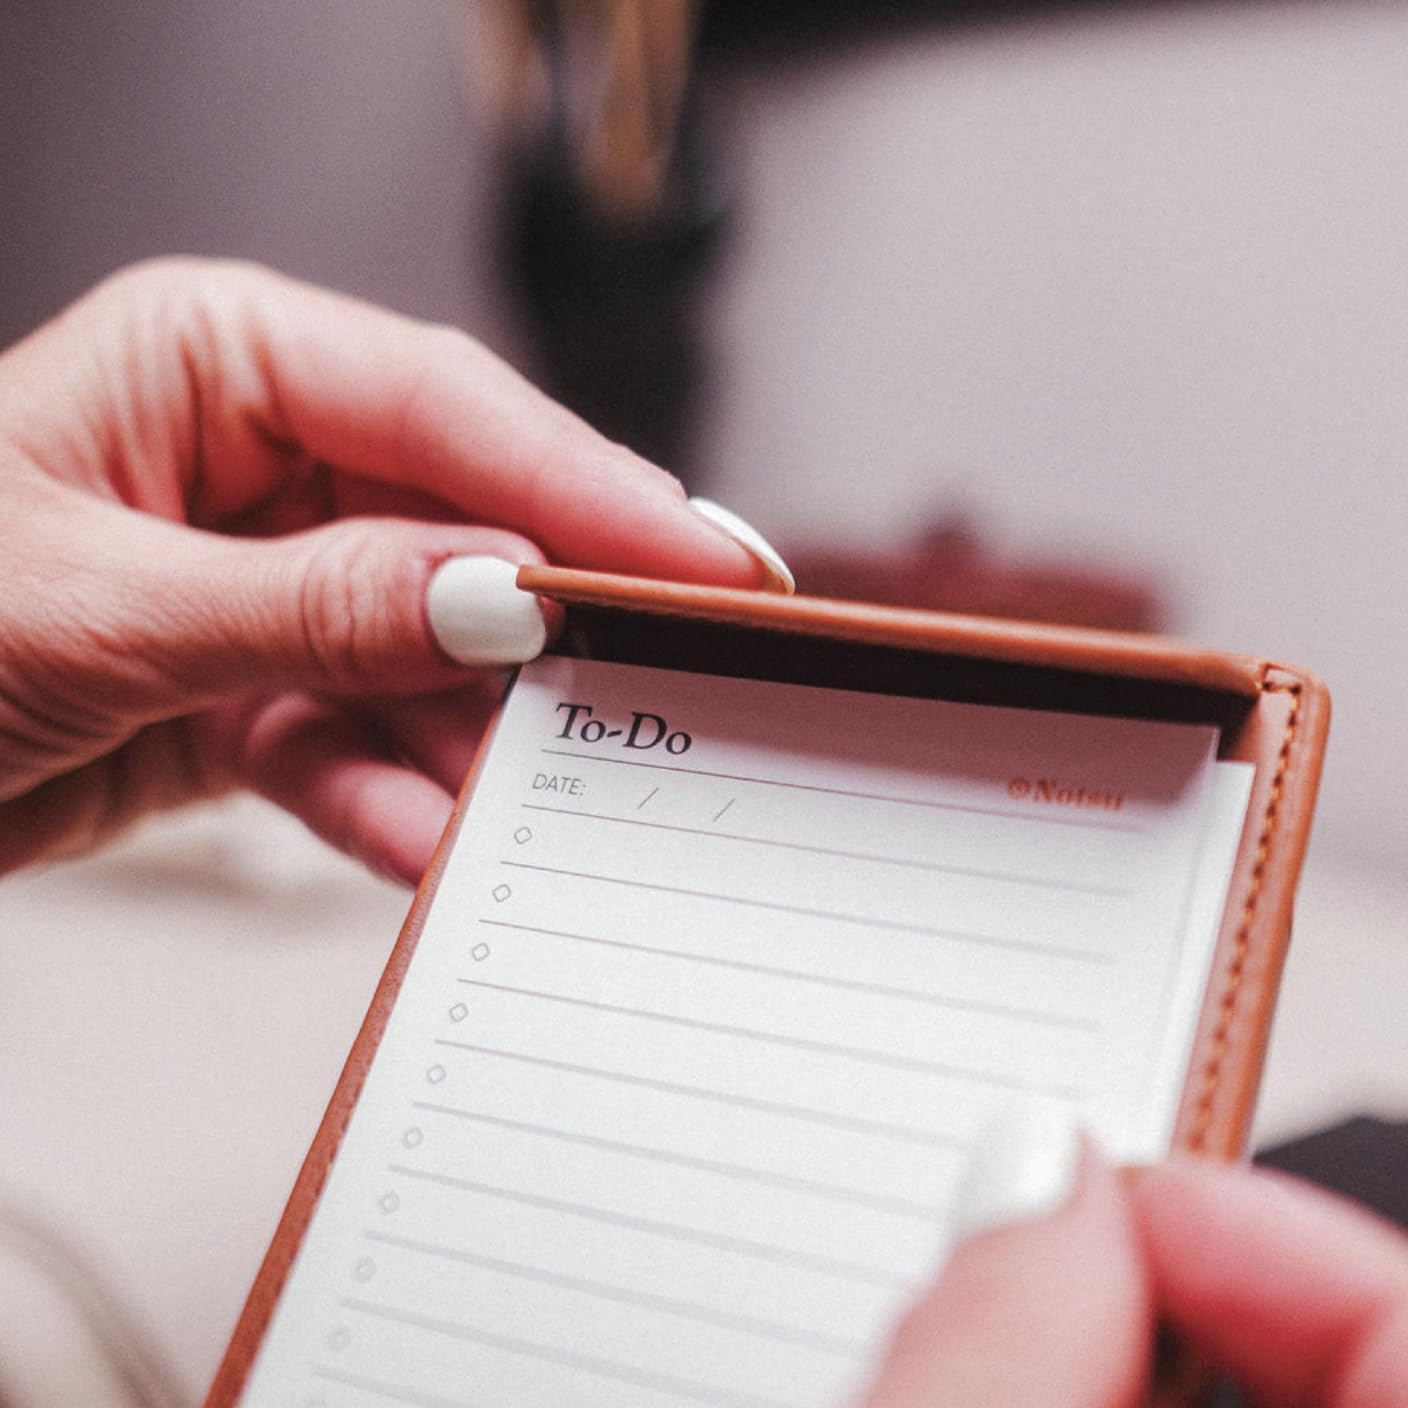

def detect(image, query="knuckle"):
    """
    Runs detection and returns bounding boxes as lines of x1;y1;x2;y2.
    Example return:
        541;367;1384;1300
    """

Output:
91;257;225;325
97;254;266;301
90;257;288;355
420;321;481;358
292;528;401;691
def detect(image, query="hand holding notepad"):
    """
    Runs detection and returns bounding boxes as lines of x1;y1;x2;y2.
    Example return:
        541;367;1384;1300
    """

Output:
862;1140;1408;1408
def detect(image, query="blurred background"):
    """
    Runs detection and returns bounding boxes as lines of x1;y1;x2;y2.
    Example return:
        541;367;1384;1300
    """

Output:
2;0;1407;1402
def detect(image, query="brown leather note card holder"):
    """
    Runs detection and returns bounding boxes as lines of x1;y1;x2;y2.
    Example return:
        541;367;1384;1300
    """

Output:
209;567;1329;1408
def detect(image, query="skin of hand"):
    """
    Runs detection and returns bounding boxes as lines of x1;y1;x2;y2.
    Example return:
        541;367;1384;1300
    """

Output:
0;258;762;881
861;1147;1408;1408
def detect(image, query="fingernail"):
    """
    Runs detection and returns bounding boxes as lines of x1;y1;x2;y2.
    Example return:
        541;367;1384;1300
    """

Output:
688;497;796;594
425;555;548;666
947;1097;1081;1248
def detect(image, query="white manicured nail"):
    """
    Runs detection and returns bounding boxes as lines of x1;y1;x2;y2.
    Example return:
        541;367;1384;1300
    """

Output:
425;556;548;666
688;497;796;594
947;1098;1081;1248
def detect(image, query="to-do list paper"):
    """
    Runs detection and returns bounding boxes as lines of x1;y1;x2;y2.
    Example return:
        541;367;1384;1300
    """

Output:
240;655;1253;1408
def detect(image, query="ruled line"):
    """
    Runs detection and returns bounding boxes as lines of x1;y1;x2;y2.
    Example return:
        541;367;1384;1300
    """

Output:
498;862;1111;966
453;979;1081;1097
478;918;1099;1032
433;1037;963;1149
311;1365;484;1408
411;1101;946;1220
520;803;1127;898
538;746;1141;832
362;1229;866;1358
386;1165;909;1289
341;1298;806;1408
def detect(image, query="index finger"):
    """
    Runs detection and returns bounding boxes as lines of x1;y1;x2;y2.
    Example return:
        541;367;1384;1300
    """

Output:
235;263;764;583
14;259;764;586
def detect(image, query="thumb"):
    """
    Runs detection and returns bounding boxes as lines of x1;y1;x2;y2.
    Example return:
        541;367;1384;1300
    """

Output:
862;1104;1150;1408
17;496;553;727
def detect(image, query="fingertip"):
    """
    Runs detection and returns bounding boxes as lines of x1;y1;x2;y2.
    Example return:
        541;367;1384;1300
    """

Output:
358;791;452;887
542;452;775;587
177;520;563;700
944;1096;1083;1253
232;692;455;885
687;497;796;593
425;554;551;667
861;1113;1146;1408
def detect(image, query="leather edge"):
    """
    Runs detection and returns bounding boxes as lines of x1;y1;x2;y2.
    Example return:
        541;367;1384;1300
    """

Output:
516;566;1268;694
1171;666;1332;1157
201;700;512;1407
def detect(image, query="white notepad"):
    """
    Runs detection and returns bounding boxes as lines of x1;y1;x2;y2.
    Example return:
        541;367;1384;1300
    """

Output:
239;655;1253;1408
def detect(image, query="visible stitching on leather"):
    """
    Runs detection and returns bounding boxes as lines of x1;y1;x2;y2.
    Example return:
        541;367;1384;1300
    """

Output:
1188;678;1301;1152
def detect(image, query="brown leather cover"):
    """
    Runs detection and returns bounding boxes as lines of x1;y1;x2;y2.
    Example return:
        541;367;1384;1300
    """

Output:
205;569;1330;1408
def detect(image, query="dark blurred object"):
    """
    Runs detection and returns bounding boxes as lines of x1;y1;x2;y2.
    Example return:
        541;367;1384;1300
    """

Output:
1255;1116;1408;1228
784;515;1164;630
501;109;725;475
695;0;1140;58
490;0;1191;482
493;1;726;478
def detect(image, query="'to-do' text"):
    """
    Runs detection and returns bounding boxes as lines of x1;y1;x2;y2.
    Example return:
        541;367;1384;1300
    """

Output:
554;702;693;755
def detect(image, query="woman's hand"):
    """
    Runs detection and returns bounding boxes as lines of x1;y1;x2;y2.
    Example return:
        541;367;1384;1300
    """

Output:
0;258;761;879
862;1114;1408;1408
